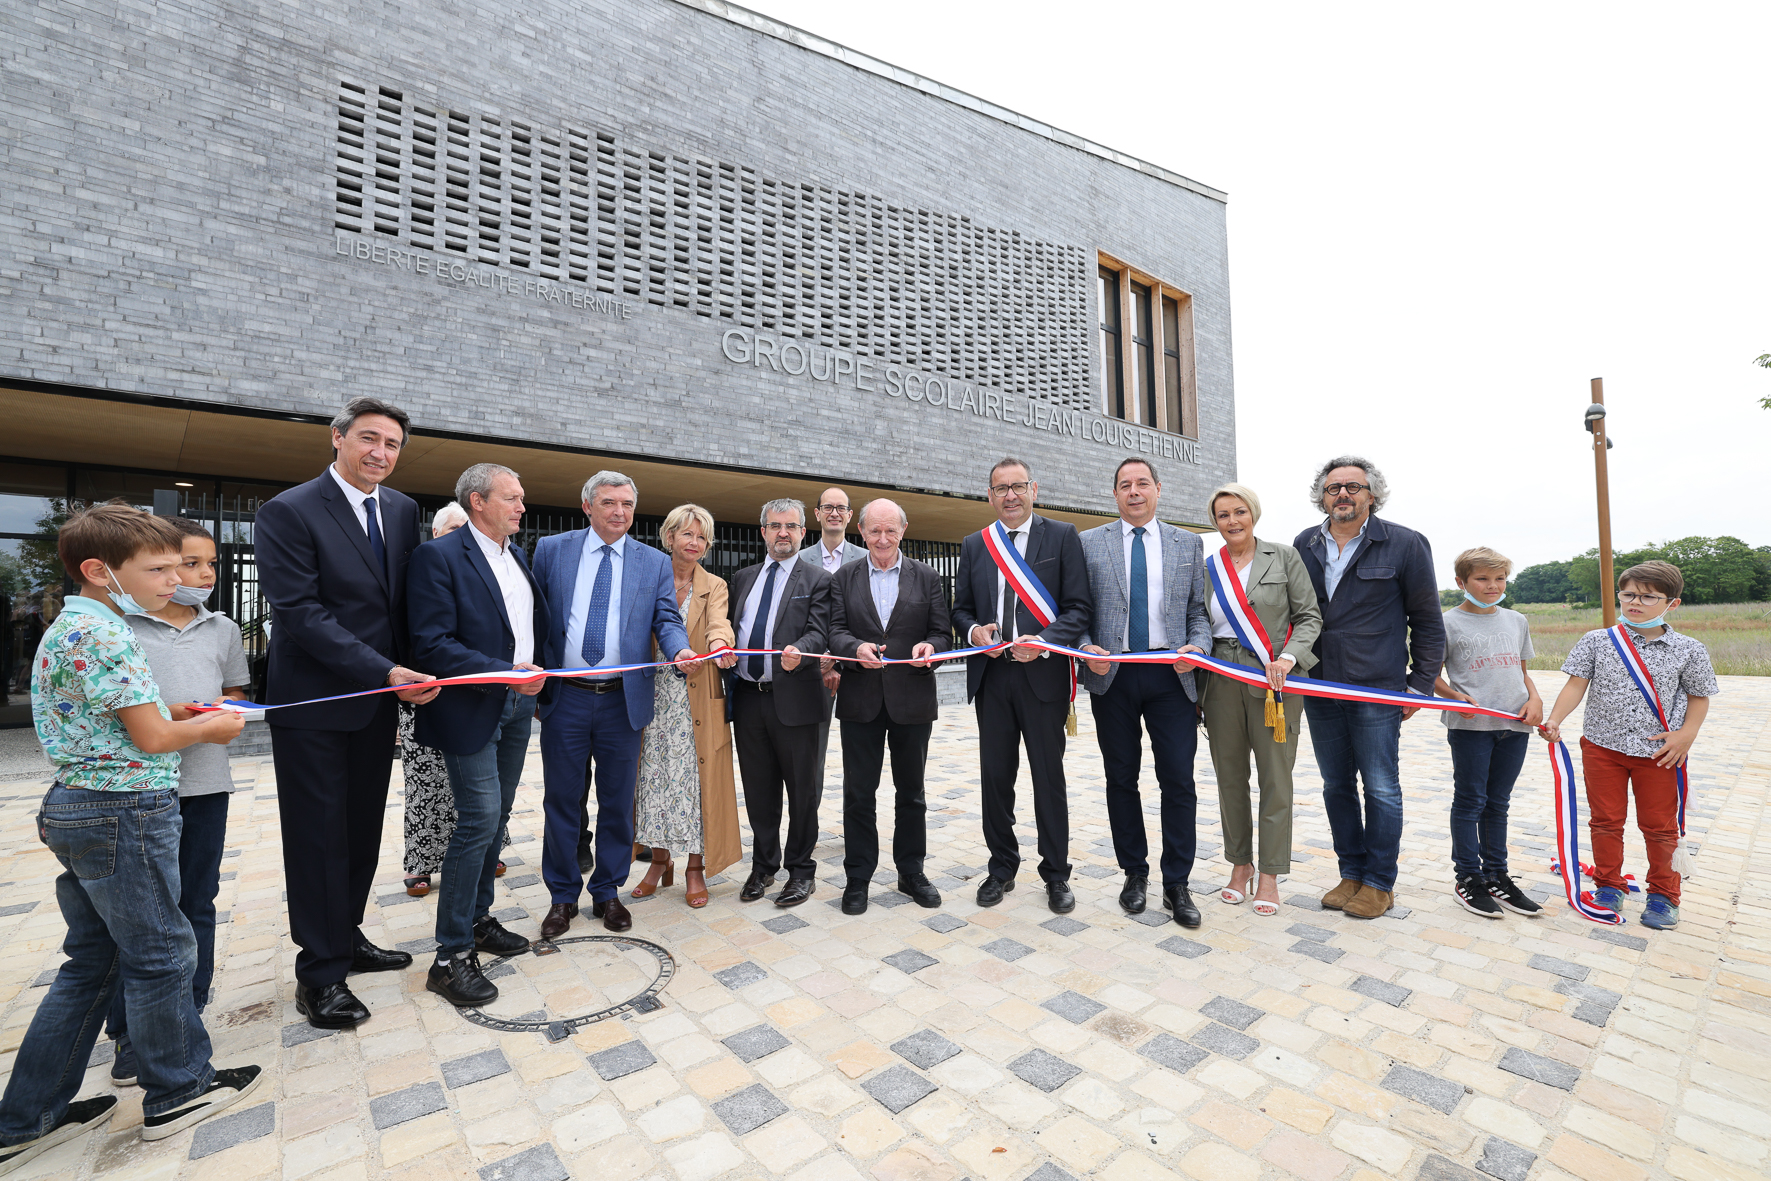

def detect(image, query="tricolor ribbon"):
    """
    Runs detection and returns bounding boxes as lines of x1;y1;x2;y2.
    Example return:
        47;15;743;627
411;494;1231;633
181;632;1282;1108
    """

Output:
1548;737;1626;924
1605;623;1696;878
981;520;1057;628
1204;547;1294;742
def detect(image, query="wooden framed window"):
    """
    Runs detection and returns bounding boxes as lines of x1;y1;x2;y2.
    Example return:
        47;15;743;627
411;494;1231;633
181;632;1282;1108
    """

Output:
1098;254;1197;439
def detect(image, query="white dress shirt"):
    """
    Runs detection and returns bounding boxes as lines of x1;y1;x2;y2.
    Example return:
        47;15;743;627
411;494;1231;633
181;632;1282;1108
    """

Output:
869;552;903;627
565;533;627;672
1120;518;1167;650
736;556;796;681
467;522;535;666
815;539;845;572
328;464;381;535
994;516;1035;641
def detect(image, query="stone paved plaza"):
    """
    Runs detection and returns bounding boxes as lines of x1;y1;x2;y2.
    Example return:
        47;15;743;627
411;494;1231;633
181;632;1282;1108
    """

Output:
0;669;1767;1181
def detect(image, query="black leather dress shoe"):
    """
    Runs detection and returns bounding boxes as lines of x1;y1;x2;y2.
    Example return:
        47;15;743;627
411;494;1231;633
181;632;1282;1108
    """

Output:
426;954;497;1007
591;897;632;932
1119;875;1149;914
775;878;815;908
295;981;369;1029
539;902;577;941
350;937;412;973
1046;880;1076;914
473;915;531;957
841;881;870;915
1163;885;1202;928
897;873;941;908
739;871;775;903
577;846;595;875
976;875;1015;907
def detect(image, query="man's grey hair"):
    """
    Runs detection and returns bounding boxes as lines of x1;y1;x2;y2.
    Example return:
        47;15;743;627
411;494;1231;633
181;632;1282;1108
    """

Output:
858;499;908;530
582;471;636;505
431;501;468;535
330;396;411;445
456;463;518;507
1309;455;1390;512
760;497;806;526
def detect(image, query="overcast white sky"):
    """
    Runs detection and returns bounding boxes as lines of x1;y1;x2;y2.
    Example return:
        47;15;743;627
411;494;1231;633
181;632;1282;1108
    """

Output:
744;0;1771;586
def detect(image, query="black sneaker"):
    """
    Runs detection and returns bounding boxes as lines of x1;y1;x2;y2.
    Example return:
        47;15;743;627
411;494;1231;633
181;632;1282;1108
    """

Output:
0;1095;117;1176
1454;875;1503;918
427;953;497;1007
110;1037;137;1087
1486;874;1543;916
473;915;531;957
140;1065;265;1142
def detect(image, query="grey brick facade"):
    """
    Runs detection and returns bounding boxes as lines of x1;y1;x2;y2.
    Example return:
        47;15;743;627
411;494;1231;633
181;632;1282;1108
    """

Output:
0;0;1234;519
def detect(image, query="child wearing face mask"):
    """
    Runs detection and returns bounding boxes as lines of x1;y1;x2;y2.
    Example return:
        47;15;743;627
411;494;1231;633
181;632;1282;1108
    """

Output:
103;517;250;1088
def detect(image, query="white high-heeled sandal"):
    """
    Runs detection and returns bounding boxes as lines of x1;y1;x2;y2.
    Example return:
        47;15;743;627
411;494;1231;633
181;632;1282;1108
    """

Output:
1220;884;1247;904
1252;898;1280;916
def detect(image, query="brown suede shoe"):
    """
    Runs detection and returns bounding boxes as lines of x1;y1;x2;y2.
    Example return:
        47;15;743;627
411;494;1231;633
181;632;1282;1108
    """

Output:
1344;886;1394;919
539;902;577;941
1320;878;1362;910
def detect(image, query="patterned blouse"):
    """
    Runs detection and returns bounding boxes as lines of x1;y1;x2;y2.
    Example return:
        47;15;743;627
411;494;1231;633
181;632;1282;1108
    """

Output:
1561;624;1719;759
32;596;180;792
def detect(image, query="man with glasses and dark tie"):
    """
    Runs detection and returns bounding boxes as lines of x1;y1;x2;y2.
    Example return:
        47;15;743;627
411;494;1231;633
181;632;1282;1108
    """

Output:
1292;456;1444;920
1076;458;1211;926
951;458;1093;914
729;499;834;907
532;472;700;938
799;487;866;802
256;396;441;1029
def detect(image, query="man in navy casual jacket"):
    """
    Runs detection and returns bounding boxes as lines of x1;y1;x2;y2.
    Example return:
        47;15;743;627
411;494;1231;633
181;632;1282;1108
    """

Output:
408;463;549;1007
1292;456;1445;920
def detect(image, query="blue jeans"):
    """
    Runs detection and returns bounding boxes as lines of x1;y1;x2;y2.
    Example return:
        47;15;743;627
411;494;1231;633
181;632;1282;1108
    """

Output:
0;786;214;1142
540;683;644;904
106;792;230;1040
438;693;532;957
1445;728;1529;879
1305;697;1404;892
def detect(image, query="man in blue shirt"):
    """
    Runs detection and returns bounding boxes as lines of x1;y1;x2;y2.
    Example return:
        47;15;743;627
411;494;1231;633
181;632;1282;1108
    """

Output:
532;472;697;937
1292;456;1445;920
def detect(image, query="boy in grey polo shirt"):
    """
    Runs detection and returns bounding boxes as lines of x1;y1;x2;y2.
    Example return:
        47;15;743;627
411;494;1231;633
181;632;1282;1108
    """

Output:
109;520;250;1086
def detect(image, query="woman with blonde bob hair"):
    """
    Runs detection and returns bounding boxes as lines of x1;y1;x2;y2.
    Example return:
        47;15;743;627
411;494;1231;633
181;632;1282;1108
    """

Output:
630;504;741;907
1199;483;1323;915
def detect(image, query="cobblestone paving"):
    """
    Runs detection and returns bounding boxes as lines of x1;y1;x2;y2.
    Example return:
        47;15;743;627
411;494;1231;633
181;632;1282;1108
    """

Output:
1;671;1767;1181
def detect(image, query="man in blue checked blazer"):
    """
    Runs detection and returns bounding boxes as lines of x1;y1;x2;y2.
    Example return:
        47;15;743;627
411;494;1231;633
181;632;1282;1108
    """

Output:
1077;458;1212;928
531;472;697;939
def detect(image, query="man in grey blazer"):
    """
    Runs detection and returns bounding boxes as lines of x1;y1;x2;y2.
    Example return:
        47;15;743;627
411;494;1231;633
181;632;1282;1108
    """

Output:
1078;458;1211;927
799;486;866;797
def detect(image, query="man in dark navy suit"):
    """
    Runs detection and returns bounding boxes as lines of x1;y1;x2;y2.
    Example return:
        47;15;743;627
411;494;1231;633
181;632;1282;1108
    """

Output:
407;463;549;1007
951;458;1093;915
256;397;440;1029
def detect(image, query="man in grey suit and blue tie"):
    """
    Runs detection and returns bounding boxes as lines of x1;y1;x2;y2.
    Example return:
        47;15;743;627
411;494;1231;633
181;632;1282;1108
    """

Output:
1078;458;1211;927
799;487;865;803
532;472;700;938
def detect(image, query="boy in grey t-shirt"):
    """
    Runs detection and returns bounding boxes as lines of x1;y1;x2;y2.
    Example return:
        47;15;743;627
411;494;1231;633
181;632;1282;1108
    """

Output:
1433;547;1543;919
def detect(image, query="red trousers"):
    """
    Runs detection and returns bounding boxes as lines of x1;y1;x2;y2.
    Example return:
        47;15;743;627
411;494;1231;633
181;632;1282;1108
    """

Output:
1581;738;1681;905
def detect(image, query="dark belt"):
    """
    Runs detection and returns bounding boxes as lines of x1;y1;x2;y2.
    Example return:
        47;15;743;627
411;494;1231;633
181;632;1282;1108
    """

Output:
563;676;624;695
732;678;774;693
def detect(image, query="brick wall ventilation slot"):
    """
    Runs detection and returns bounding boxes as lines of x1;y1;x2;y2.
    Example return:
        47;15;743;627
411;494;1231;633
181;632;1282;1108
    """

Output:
332;80;1091;406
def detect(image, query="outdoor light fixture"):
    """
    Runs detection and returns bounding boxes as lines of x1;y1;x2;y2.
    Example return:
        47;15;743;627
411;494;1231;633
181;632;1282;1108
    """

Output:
1583;403;1606;429
174;481;194;487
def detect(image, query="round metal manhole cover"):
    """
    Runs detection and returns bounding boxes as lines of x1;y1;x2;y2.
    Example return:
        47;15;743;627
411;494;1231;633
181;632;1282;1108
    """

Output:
457;935;675;1041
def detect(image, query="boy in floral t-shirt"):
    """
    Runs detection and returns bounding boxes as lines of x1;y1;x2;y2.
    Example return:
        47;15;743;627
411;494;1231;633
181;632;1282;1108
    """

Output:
0;504;261;1174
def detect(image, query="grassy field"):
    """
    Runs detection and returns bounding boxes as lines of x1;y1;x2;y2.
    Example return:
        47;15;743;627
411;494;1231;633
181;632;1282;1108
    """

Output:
1512;602;1771;676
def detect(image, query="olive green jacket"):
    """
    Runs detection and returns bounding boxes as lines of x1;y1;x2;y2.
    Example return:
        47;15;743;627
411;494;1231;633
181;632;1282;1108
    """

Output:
1206;538;1323;695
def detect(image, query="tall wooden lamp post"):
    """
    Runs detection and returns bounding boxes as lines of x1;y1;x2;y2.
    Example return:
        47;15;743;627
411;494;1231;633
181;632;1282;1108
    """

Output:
1585;378;1615;628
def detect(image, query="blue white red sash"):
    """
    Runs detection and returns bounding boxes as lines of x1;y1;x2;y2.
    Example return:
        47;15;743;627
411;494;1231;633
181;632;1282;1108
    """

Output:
1548;738;1626;924
1605;624;1690;837
1205;547;1275;658
980;520;1056;629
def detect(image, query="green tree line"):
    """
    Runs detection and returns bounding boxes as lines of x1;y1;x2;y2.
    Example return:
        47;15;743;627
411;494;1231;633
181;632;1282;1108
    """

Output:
1506;537;1771;605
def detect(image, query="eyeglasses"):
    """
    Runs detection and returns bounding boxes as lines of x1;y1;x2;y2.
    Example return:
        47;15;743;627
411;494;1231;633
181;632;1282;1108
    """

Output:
1323;482;1370;496
763;523;804;534
1618;592;1667;605
989;482;1033;497
816;504;851;514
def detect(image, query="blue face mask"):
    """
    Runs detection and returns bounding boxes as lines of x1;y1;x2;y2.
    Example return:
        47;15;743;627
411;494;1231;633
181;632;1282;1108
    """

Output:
104;570;148;616
1624;613;1667;631
170;583;214;607
1462;590;1503;611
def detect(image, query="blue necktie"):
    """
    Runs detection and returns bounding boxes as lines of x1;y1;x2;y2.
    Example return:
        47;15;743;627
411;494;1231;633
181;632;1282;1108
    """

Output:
746;562;780;680
580;544;614;667
1127;526;1149;652
364;497;386;573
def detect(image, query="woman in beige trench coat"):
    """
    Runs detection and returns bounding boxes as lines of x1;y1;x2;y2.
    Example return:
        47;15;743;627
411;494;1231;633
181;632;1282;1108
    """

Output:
631;504;742;907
